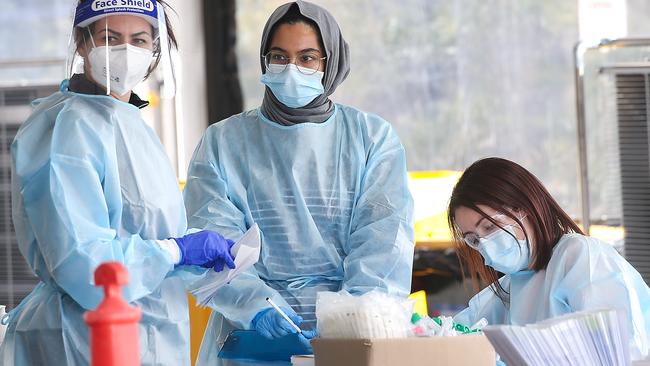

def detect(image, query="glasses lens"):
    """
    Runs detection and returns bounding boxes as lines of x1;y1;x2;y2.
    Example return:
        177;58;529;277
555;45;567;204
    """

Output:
264;52;288;73
296;64;319;75
463;233;481;249
267;51;288;64
295;53;322;74
484;214;522;239
474;214;509;238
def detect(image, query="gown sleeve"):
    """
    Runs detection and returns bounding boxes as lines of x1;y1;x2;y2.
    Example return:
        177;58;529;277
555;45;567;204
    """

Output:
341;118;415;298
554;236;650;360
453;278;509;328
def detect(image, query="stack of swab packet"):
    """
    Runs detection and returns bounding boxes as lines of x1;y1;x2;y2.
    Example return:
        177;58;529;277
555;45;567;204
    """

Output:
482;309;630;366
316;291;414;339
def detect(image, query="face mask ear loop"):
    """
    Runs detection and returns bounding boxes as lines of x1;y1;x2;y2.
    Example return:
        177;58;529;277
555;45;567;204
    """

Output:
86;27;96;48
104;21;111;95
84;28;99;84
509;211;530;248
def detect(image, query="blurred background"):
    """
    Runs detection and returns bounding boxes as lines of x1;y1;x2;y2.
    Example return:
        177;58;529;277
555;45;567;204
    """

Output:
2;0;650;320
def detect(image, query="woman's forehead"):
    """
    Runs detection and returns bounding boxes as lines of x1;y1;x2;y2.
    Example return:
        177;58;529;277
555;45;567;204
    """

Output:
270;23;322;51
455;205;500;228
93;15;152;33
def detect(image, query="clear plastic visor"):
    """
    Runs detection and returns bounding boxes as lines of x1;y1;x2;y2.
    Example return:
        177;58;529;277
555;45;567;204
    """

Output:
65;2;175;97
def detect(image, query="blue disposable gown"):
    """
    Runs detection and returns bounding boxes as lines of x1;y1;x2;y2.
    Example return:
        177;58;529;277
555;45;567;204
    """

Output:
0;81;204;365
454;233;650;361
184;105;415;365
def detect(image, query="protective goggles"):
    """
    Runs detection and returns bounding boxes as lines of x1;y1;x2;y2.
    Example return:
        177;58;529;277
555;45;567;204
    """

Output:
462;214;525;250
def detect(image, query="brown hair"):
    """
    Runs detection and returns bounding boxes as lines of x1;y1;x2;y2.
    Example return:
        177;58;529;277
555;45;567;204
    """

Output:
72;0;178;79
447;157;583;303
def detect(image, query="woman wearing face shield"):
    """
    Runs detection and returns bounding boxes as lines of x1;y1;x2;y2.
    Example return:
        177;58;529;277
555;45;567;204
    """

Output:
183;1;414;364
0;1;237;365
448;157;650;361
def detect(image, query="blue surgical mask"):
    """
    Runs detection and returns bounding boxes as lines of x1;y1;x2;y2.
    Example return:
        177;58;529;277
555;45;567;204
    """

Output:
261;64;325;108
478;225;530;274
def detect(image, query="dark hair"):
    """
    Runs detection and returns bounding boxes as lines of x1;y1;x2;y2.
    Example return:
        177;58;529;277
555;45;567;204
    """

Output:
264;4;324;55
73;0;178;79
447;157;583;303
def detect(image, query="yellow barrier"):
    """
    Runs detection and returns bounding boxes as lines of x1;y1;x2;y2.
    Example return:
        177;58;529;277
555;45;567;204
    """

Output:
188;294;211;365
589;225;624;244
408;171;462;246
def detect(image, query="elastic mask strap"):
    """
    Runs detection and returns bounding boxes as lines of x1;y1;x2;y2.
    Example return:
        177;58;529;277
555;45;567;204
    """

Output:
509;213;529;245
86;26;110;96
516;213;528;236
86;27;96;49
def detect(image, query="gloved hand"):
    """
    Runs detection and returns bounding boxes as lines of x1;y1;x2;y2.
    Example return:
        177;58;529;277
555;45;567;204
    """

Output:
252;307;318;340
173;230;236;271
301;329;318;339
298;332;315;354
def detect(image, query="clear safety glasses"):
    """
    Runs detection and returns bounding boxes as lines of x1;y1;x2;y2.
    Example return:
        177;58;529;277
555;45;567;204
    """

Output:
462;214;519;250
262;51;327;75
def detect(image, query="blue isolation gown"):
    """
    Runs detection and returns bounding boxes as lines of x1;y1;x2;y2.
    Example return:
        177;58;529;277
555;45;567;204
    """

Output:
454;233;650;361
184;105;415;365
0;80;204;365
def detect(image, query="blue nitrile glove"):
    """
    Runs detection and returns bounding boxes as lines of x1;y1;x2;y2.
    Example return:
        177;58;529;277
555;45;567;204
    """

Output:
301;329;318;339
298;332;314;354
252;307;310;339
173;230;236;271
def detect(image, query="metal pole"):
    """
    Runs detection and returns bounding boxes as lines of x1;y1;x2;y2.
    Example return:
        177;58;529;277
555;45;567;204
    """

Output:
574;41;591;234
573;38;650;234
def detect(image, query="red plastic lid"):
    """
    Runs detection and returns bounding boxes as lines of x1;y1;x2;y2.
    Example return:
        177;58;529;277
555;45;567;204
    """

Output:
85;262;141;325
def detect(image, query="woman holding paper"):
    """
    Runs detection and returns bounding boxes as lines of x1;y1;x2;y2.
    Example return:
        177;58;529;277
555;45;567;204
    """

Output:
184;1;414;364
448;157;650;360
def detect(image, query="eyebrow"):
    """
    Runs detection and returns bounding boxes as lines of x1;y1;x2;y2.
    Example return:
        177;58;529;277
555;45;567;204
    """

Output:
298;47;322;54
96;29;152;38
96;28;122;37
131;31;152;38
269;46;322;54
461;216;487;237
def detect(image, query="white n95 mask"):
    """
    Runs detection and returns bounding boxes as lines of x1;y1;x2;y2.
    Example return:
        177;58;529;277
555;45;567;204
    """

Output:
88;44;153;96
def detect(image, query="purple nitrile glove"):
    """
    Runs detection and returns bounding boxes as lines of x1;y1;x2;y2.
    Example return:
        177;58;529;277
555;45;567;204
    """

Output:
173;230;236;271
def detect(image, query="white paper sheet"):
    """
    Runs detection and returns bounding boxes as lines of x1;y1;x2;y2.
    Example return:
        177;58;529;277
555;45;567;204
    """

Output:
483;309;629;366
190;224;261;307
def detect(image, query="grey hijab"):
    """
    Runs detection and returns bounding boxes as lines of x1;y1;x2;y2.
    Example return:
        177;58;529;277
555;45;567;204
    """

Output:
260;0;350;125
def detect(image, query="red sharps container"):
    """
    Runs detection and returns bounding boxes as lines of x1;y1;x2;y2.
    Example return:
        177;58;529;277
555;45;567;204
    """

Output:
85;262;142;366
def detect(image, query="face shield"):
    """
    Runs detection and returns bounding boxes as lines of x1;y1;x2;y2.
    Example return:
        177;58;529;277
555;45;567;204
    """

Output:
67;0;175;97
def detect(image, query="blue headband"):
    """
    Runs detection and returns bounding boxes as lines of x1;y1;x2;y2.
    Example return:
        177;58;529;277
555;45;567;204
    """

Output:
74;0;159;28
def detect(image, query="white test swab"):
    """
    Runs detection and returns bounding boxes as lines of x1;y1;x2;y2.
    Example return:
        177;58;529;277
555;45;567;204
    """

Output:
265;297;302;334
